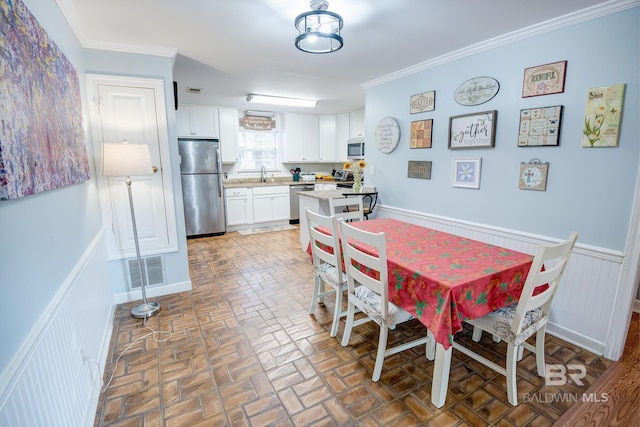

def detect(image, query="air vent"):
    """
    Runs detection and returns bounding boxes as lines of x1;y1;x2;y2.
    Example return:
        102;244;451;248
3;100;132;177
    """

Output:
127;255;165;289
186;87;202;94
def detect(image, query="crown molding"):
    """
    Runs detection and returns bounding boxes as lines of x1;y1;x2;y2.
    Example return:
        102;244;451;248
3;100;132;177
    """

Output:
55;0;178;60
362;0;639;89
83;40;178;59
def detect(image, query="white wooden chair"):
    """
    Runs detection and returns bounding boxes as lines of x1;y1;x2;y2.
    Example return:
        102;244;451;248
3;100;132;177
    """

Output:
339;220;434;382
305;208;348;337
454;232;579;405
329;196;364;222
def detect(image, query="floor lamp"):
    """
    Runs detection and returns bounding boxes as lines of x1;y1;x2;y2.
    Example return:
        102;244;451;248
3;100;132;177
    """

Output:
102;141;161;318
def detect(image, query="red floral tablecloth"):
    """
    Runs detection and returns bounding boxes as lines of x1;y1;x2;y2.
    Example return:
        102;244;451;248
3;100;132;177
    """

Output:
310;218;534;349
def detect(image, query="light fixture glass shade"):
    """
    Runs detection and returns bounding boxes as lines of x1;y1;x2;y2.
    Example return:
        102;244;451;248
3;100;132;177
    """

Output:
102;142;153;177
246;94;317;108
295;1;343;54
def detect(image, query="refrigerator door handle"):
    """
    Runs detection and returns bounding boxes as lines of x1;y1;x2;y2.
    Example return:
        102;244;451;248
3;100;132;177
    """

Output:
216;147;223;198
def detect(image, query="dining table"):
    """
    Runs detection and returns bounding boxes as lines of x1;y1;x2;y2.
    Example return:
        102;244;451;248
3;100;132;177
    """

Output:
312;217;534;408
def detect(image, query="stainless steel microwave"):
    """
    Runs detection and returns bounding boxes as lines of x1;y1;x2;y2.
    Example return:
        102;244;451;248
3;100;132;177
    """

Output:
347;138;365;158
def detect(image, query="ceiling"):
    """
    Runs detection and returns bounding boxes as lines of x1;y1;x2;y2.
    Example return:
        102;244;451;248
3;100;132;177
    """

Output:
58;0;612;115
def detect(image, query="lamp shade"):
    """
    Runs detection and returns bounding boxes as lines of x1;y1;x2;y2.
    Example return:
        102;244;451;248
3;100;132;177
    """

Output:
102;142;153;177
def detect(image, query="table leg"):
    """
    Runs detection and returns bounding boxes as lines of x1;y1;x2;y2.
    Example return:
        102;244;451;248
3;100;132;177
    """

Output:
431;343;452;408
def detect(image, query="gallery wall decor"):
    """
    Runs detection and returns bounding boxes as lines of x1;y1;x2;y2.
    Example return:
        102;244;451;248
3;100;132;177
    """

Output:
0;0;90;200
375;117;401;154
410;119;433;149
582;84;625;147
518;105;563;147
519;158;549;191
522;60;567;97
408;161;432;180
452;157;481;189
410;91;435;114
454;76;500;106
449;110;496;149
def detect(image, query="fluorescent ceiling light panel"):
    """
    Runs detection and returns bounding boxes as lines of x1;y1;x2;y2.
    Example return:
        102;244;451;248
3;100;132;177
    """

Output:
246;94;317;108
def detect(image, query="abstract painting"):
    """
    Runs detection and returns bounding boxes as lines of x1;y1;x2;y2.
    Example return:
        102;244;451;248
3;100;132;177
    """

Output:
0;0;90;200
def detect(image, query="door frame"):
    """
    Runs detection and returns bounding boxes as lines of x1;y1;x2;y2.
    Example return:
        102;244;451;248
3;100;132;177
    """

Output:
86;74;179;260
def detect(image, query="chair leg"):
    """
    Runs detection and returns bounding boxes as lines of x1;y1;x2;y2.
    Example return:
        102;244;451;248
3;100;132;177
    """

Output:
472;326;483;342
534;327;547;376
309;275;321;314
330;286;343;338
506;344;519;406
341;302;357;347
372;325;389;382
517;345;524;361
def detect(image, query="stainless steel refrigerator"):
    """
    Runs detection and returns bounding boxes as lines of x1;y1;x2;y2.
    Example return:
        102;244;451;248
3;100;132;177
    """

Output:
178;138;226;237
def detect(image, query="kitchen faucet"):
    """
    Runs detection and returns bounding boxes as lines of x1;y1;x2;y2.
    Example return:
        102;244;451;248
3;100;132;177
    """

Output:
261;165;266;182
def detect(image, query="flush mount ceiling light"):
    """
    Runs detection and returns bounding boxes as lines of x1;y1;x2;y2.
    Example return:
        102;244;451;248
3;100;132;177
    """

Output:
246;94;317;108
294;0;343;54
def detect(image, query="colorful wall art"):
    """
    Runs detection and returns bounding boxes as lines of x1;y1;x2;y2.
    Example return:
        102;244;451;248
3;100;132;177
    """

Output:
0;0;90;200
582;84;625;147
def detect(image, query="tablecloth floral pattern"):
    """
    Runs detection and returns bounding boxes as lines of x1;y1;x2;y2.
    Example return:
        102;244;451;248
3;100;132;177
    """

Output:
338;218;534;349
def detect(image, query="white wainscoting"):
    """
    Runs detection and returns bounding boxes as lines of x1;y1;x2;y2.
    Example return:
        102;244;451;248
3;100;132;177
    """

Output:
0;231;114;427
375;205;625;356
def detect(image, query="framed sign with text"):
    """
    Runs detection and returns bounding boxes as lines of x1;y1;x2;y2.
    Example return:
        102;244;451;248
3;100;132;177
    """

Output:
522;61;567;97
410;91;435;114
448;110;496;149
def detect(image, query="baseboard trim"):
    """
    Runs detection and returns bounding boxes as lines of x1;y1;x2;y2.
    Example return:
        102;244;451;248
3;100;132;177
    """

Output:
634;299;640;313
546;322;606;356
113;280;193;304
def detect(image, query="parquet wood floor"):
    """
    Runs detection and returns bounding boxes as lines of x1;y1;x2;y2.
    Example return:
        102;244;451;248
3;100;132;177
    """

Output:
94;227;631;426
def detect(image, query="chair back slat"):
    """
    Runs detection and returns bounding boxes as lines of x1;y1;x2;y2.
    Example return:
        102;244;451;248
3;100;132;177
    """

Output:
305;208;343;281
511;232;578;334
330;197;364;221
339;220;389;317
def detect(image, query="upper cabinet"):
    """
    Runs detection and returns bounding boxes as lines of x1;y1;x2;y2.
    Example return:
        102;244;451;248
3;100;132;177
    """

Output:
284;113;319;162
318;115;337;162
176;105;219;138
349;109;365;139
218;108;239;164
336;113;350;162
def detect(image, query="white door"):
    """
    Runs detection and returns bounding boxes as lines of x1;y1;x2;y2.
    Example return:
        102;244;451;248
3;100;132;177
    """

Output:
88;75;178;259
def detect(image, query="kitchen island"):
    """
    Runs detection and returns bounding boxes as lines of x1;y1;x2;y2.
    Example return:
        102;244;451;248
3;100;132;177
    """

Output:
298;187;376;251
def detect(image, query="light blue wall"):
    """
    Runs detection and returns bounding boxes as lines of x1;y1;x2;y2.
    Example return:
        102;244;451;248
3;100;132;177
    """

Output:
0;0;105;371
365;8;638;250
84;49;191;294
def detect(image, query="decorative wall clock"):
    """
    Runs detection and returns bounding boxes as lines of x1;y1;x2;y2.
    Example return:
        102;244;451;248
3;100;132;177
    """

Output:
519;158;549;191
375;117;401;154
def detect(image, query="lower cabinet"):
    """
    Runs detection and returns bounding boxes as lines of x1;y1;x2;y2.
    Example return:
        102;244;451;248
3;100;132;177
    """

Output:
225;188;253;226
314;183;337;191
252;186;290;223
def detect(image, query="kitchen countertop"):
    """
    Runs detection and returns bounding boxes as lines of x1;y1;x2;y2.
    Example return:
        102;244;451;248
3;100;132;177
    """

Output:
298;187;377;200
223;179;353;188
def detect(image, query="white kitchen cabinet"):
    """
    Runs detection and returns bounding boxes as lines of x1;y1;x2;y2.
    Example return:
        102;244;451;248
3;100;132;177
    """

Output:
219;108;239;163
349;109;365;139
177;105;219;138
314;183;337;191
336;112;350;162
225;187;253;226
252;186;290;223
318;115;337;162
285;113;319;162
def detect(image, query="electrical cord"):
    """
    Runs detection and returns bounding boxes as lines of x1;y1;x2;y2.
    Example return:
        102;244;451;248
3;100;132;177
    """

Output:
100;315;171;393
